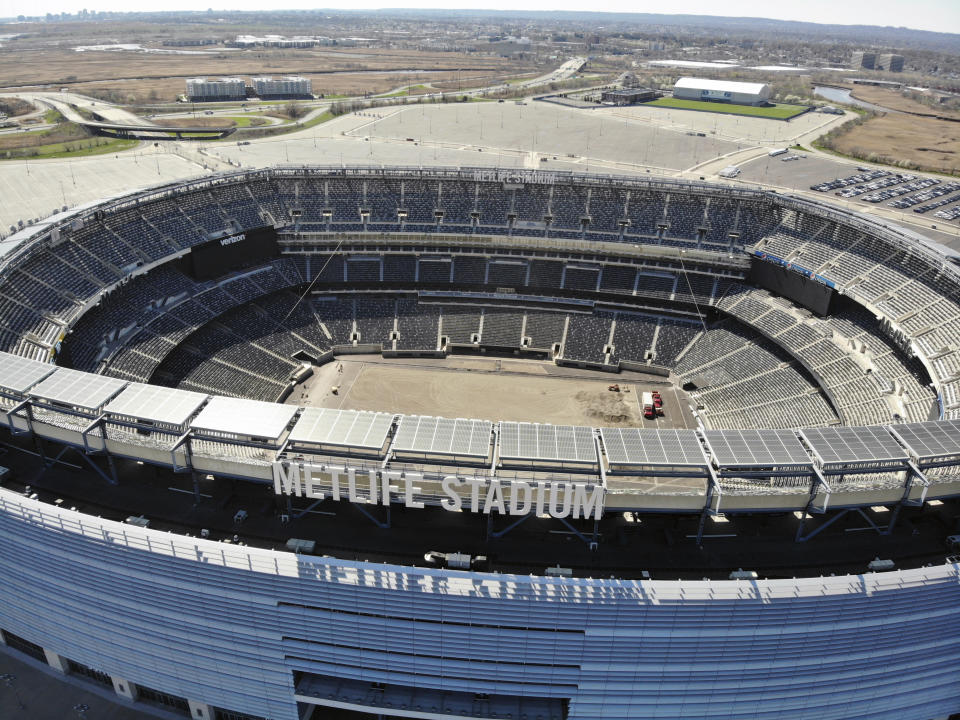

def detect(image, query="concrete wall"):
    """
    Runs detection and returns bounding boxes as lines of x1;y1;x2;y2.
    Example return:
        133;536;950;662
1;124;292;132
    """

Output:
0;489;958;720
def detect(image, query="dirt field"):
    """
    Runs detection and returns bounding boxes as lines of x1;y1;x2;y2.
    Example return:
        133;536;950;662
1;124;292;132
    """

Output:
292;357;694;429
829;112;960;174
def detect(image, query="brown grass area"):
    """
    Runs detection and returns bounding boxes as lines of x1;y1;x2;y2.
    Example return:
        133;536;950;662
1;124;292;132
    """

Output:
431;71;541;91
160;116;238;129
847;85;960;118
830;113;960;175
0;98;34;117
0;123;89;151
7;70;507;105
0;45;525;103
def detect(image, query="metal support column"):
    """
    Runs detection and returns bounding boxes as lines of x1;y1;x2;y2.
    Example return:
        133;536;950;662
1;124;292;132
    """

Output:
695;465;722;546
489;512;531;539
886;462;929;535
353;502;391;529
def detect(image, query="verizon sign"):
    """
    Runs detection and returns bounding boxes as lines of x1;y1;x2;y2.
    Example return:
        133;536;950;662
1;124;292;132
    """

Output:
272;461;605;520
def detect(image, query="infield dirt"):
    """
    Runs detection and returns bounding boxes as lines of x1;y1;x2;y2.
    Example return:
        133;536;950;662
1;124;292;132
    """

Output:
291;357;694;429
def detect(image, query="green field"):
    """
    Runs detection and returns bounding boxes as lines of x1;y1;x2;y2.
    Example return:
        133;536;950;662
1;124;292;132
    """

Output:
2;136;138;160
647;97;808;119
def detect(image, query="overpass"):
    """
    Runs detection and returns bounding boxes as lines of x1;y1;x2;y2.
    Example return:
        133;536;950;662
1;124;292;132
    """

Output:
2;91;236;140
83;116;236;140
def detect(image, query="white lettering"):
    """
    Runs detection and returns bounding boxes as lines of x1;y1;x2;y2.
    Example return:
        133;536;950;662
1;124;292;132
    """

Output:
441;476;462;511
303;464;325;500
534;482;547;517
219;233;246;246
548;482;572;519
347;468;364;503
403;472;425;509
573;484;604;520
483;479;506;515
464;478;484;513
270;462;605;520
273;462;302;496
329;467;342;501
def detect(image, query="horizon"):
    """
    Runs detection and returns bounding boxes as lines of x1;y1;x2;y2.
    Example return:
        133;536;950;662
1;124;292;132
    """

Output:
1;3;959;37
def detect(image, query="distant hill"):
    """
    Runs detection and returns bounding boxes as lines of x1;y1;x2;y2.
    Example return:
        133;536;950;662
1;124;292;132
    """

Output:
374;9;960;52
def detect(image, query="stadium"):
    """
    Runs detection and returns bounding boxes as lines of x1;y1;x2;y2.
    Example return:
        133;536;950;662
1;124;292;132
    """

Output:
0;165;959;720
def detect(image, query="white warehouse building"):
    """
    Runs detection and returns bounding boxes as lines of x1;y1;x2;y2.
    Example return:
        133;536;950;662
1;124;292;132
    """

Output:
185;77;246;101
673;77;772;106
252;76;312;97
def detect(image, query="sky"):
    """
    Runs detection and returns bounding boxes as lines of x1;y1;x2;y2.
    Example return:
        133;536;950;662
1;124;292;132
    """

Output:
1;0;958;36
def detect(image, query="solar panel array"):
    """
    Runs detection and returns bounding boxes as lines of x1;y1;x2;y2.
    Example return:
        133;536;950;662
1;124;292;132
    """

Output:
800;426;908;465
889;420;960;460
29;367;127;412
0;353;56;394
499;422;597;463
601;428;706;467
105;383;209;428
190;396;298;440
704;429;812;468
393;415;492;458
289;408;394;450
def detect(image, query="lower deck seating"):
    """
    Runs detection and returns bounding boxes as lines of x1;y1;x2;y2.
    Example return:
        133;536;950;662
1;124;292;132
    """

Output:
677;321;839;429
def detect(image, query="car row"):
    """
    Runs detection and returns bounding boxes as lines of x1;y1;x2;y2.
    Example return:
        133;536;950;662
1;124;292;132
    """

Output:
862;176;940;204
889;181;960;210
810;169;888;192
933;205;960;221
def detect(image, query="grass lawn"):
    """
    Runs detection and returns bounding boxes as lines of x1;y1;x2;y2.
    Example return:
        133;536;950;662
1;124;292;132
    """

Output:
220;115;269;128
379;84;430;98
2;136;138;160
213;110;335;141
647;97;808;119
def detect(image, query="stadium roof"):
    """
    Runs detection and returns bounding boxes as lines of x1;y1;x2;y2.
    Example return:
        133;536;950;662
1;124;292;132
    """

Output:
394;415;492;458
190;396;297;440
29;368;127;412
0;352;56;395
800;426;908;466
674;77;770;94
105;383;208;428
288;407;394;450
600;428;707;469
704;429;812;469
888;420;960;462
498;422;597;464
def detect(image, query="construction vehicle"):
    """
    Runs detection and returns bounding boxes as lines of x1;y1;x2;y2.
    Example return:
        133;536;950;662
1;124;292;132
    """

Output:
608;384;620;392
651;390;663;408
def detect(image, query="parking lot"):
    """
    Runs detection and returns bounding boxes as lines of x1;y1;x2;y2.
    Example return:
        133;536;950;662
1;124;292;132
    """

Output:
735;152;960;242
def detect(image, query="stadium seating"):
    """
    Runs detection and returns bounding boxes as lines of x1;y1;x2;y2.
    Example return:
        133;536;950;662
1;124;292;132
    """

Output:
1;167;957;428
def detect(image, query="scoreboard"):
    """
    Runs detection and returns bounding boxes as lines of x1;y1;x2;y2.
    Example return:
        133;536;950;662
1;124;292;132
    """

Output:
185;226;279;281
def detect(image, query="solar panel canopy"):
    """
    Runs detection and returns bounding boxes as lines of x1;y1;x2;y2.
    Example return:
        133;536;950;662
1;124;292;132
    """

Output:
393;415;491;458
190;396;297;440
289;408;393;450
29;367;127;412
601;428;706;468
704;429;812;468
499;422;596;463
800;426;908;465
0;351;57;394
888;420;960;461
105;383;208;427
